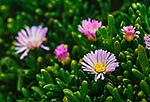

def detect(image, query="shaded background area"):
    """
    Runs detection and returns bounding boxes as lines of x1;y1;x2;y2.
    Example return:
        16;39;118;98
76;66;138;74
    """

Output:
0;0;150;101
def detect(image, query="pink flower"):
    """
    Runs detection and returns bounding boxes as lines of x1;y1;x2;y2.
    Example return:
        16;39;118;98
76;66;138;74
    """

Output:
15;25;50;60
78;18;102;41
81;49;119;81
144;35;150;50
54;44;68;62
121;26;140;41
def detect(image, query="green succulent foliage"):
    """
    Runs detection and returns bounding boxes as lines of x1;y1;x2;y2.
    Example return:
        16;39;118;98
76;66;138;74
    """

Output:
35;61;92;102
0;0;150;102
36;3;150;102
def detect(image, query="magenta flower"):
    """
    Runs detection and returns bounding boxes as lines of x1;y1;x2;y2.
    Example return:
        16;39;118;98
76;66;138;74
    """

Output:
121;26;140;41
144;35;150;50
15;26;50;60
81;49;119;81
54;44;68;62
78;18;102;41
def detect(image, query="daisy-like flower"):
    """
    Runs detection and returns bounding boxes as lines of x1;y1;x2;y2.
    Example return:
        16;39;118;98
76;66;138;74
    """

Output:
144;35;150;50
121;26;140;41
81;49;119;81
15;25;50;60
54;44;70;63
78;18;103;41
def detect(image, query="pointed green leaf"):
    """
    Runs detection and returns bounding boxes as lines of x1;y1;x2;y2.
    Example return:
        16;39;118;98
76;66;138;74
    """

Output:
116;34;121;41
133;38;139;49
112;88;124;102
111;88;123;102
120;21;126;28
63;89;79;102
117;85;124;94
122;78;132;86
126;84;133;99
126;60;132;71
31;86;44;97
71;60;78;75
144;67;150;76
59;68;69;83
141;4;146;16
43;84;61;92
106;83;114;94
137;91;145;98
78;69;90;82
22;88;29;98
137;44;149;74
108;14;116;37
47;65;59;77
128;7;134;16
123;70;130;78
131;14;136;23
136;10;141;17
46;91;56;99
113;40;121;55
17;72;23;91
132;68;145;80
97;27;108;39
120;12;130;25
140;80;150;96
121;39;127;50
85;95;92;102
67;75;75;87
36;74;44;82
140;98;148;102
80;80;88;99
117;75;124;82
41;69;53;83
135;17;141;24
141;4;150;32
74;91;81;100
106;96;113;102
120;62;127;70
56;78;66;89
99;95;105;102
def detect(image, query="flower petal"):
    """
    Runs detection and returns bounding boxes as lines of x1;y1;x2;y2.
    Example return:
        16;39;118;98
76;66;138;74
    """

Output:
20;49;29;60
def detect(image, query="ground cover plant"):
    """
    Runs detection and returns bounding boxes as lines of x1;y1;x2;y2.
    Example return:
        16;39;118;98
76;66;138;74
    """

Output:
0;0;150;102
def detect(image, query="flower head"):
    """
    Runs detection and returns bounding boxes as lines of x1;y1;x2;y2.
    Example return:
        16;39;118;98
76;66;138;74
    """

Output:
15;25;50;60
54;44;69;63
81;49;119;81
78;18;102;41
144;35;150;50
121;26;140;41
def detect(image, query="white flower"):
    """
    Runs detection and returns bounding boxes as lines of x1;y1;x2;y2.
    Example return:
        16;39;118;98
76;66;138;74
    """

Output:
81;49;119;81
15;25;49;60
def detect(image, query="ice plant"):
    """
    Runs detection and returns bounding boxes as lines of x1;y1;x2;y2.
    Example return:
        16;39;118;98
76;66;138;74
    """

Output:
15;25;50;60
144;35;150;50
78;18;102;41
54;44;69;63
81;49;119;81
121;26;140;41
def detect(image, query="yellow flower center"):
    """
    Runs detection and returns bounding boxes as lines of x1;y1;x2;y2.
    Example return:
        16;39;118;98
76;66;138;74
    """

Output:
93;62;106;73
123;34;134;42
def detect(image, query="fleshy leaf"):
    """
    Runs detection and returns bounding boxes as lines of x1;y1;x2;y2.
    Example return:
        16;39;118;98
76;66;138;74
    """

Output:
108;14;116;37
63;89;79;102
137;44;149;75
140;80;150;97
